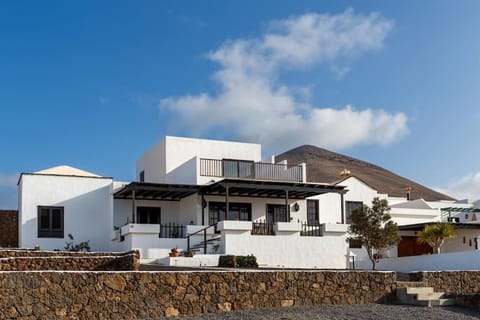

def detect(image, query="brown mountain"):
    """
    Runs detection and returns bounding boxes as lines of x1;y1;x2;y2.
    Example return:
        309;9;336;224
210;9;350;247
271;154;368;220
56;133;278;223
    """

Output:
276;145;455;201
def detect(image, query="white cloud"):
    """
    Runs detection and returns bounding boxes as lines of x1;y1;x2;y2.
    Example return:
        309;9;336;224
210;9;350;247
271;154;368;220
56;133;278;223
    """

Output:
161;9;408;152
436;172;480;201
330;65;351;80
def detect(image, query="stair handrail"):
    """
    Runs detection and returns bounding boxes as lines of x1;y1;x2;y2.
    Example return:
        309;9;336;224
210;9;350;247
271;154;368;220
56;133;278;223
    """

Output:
186;223;217;254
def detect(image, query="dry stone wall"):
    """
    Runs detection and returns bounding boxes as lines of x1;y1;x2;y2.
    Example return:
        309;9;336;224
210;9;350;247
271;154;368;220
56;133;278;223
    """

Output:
408;271;480;309
0;270;396;319
409;271;480;295
0;210;18;247
0;249;139;271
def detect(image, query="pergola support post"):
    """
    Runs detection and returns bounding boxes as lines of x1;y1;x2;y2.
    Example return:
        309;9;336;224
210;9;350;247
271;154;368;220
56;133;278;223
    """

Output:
201;194;205;225
131;189;136;224
285;190;290;221
340;193;345;224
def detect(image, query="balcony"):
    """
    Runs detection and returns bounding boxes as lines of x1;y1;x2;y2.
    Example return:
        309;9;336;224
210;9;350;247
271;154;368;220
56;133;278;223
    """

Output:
200;158;303;182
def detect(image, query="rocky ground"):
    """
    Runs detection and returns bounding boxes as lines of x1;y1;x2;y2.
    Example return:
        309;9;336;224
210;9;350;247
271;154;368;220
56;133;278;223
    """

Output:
165;304;480;320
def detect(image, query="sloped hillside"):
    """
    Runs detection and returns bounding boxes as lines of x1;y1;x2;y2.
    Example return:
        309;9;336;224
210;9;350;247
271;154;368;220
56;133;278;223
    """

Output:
276;145;454;201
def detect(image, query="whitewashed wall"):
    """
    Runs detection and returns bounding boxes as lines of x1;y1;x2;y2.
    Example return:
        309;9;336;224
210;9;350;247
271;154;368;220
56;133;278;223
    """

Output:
309;193;343;224
18;174;113;251
442;229;480;253
136;138;166;183
361;250;480;272
339;177;388;204
218;221;349;269
136;136;262;185
389;207;441;226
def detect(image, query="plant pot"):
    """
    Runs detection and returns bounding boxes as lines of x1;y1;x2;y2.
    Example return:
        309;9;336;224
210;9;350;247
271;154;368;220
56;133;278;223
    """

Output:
184;251;195;257
169;251;179;257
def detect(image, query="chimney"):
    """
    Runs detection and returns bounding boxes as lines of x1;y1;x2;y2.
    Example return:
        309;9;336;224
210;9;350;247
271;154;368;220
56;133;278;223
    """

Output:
406;186;412;201
340;168;351;178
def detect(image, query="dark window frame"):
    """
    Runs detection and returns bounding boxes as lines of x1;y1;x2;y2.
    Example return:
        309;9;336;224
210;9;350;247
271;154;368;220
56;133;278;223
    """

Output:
139;170;145;182
345;201;363;224
306;199;319;225
349;238;363;249
266;204;288;224
222;159;255;178
137;206;161;224
37;206;64;238
208;202;252;225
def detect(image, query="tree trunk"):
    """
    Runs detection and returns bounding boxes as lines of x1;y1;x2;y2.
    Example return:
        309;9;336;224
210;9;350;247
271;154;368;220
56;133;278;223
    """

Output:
367;248;376;270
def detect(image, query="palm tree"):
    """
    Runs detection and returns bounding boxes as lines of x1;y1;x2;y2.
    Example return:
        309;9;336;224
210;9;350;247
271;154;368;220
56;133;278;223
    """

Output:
417;223;455;254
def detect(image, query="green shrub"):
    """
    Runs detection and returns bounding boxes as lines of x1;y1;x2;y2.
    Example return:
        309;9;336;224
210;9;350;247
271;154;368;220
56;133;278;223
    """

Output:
218;254;258;268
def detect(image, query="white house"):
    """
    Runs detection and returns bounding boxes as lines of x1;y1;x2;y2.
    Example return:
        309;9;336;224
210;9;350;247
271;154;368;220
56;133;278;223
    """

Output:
17;136;477;269
18;136;349;268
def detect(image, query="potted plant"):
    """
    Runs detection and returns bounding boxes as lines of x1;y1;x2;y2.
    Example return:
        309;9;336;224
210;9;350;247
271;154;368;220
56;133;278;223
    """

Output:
169;246;179;257
184;250;195;257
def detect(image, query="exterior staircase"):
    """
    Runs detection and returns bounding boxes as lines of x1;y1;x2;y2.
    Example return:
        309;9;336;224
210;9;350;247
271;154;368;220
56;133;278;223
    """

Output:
396;281;456;307
189;235;221;254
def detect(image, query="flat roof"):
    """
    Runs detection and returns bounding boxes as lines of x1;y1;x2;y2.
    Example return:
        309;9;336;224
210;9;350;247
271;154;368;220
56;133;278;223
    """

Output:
399;222;480;231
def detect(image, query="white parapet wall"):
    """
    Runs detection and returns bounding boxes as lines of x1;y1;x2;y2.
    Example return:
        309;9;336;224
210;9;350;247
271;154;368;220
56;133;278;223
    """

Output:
112;223;217;261
357;250;480;272
218;221;349;269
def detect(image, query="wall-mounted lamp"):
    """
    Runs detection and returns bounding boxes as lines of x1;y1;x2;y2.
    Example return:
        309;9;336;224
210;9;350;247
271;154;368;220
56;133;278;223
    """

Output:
293;203;300;212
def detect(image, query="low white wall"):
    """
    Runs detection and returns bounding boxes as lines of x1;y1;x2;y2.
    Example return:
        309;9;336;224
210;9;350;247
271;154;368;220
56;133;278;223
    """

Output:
360;251;480;272
219;222;348;269
114;223;216;260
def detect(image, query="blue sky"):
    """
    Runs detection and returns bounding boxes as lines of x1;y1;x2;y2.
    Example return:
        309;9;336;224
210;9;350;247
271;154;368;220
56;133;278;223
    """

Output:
1;1;480;208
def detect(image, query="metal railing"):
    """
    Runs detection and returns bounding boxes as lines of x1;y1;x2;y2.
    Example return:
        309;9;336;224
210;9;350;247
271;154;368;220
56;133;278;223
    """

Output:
300;222;322;237
158;223;185;239
251;220;275;236
186;223;217;254
199;158;303;182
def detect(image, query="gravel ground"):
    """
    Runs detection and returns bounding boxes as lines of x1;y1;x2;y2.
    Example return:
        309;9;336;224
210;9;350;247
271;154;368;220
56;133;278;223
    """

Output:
164;304;480;320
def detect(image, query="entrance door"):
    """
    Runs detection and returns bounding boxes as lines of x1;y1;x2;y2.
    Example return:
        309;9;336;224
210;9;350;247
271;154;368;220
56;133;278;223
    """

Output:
137;207;161;224
266;204;288;224
398;236;433;257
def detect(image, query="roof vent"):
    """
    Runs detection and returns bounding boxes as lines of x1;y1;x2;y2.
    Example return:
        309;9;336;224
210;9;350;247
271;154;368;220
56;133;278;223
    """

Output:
340;168;351;178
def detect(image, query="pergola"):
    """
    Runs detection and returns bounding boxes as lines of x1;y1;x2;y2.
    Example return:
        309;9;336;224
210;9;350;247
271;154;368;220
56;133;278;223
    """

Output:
441;207;480;222
113;179;347;224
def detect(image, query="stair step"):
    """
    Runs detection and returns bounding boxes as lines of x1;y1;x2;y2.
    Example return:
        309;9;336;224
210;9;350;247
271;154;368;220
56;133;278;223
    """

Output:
396;287;455;307
415;292;447;300
413;298;456;307
396;281;427;288
403;287;435;294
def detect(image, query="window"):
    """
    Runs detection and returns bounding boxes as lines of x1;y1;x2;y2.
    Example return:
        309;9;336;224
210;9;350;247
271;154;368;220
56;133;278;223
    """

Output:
266;204;288;223
222;159;254;178
345;201;363;224
139;170;145;182
137;207;161;224
307;200;319;225
209;202;251;225
349;238;363;248
38;206;64;238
